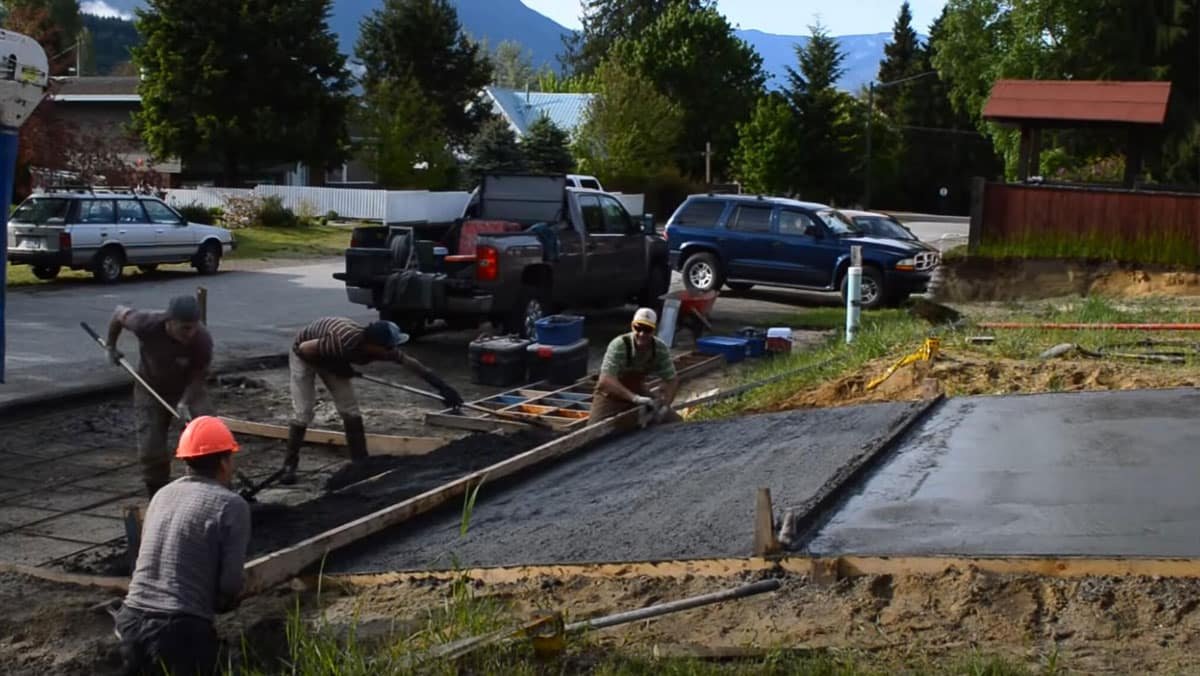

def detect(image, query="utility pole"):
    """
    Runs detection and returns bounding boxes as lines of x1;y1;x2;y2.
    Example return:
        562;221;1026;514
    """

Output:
704;141;712;188
863;70;938;209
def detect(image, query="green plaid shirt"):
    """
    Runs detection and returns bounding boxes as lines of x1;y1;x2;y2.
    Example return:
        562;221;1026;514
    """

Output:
599;333;676;381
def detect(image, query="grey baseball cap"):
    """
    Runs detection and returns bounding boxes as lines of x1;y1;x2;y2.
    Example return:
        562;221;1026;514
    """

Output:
166;295;201;322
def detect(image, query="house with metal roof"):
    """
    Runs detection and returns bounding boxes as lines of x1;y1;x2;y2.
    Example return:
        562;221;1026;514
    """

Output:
483;86;594;138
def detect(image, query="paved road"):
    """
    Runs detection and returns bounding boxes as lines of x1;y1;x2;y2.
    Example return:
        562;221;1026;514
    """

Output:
808;389;1200;557
1;263;377;405
0;261;827;406
897;216;969;252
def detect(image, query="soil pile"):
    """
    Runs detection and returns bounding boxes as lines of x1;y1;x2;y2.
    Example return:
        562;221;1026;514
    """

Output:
938;258;1200;302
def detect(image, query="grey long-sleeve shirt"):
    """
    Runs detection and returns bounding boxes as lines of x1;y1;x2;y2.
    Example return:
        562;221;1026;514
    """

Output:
124;476;252;621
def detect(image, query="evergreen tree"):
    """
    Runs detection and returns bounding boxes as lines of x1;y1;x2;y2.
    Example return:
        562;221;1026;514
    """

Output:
492;40;539;89
467;117;526;183
787;23;860;204
876;2;920;119
522;116;575;174
357;0;493;147
133;0;352;186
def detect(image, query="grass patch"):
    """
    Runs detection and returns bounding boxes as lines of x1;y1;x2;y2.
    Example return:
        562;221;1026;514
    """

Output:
975;230;1200;268
229;224;351;260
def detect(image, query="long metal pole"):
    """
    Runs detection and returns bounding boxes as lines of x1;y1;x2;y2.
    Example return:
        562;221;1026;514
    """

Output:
0;127;16;383
80;321;182;419
564;579;781;633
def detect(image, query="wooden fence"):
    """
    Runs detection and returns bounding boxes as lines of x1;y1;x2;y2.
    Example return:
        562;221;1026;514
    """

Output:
969;180;1200;265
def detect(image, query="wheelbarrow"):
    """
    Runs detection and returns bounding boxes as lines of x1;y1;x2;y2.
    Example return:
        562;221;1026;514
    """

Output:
659;289;718;346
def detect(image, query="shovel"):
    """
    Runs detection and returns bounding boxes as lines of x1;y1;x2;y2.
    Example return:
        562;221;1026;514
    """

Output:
355;372;557;431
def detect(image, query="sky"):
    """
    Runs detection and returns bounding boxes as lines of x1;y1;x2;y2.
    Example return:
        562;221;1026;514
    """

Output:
520;0;948;36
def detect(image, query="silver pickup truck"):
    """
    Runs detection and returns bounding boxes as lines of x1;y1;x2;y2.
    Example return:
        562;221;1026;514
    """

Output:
336;174;671;338
6;186;235;283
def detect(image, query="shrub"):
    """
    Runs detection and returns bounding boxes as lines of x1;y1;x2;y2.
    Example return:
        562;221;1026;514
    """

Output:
256;195;300;228
220;195;261;229
176;201;221;225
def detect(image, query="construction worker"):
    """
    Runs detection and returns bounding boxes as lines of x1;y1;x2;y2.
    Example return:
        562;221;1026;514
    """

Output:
114;416;250;676
282;317;464;484
106;295;213;497
590;307;682;425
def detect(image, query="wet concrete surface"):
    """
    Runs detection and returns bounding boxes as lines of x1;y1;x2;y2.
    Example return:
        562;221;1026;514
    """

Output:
808;389;1200;557
328;401;926;573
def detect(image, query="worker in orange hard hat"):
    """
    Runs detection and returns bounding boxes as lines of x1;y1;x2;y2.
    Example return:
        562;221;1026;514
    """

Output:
590;307;681;425
114;416;252;676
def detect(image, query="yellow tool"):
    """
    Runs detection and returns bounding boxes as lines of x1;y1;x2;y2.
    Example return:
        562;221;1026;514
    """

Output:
866;337;941;391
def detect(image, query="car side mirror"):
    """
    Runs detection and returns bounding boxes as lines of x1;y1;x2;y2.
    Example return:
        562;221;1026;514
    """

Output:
641;213;655;235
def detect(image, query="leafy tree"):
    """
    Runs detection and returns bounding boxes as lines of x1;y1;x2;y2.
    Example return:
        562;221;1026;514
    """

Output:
357;0;493;147
133;0;353;187
788;23;861;204
615;2;765;179
491;40;539;89
535;69;596;94
731;93;801;195
3;0;81;74
522;115;575;174
573;57;683;182
467;117;526;183
559;0;711;75
361;76;457;189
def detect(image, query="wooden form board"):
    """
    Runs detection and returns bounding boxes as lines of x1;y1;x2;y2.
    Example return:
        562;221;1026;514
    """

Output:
221;417;447;456
425;352;724;433
242;405;645;594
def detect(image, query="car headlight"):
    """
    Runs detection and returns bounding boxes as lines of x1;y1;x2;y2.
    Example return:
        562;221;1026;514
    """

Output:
895;258;915;271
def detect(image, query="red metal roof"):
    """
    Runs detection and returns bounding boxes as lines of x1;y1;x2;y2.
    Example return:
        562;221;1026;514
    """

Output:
983;80;1171;126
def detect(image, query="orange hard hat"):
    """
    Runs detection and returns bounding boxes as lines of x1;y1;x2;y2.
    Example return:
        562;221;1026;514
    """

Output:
176;416;240;459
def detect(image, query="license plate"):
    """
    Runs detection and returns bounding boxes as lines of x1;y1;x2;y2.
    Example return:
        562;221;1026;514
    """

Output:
16;236;46;251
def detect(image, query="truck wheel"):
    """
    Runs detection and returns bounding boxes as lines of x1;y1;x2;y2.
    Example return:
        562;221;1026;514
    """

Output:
840;266;885;310
32;265;60;280
638;263;670;310
504;286;547;338
194;242;221;275
92;248;124;284
682;252;722;293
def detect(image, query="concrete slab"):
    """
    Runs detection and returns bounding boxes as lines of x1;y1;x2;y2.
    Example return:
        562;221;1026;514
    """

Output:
9;488;127;512
0;505;59;532
329;401;926;573
0;531;96;566
22;513;124;545
807;389;1200;557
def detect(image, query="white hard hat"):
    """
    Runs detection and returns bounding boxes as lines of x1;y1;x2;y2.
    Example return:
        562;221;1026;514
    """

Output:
632;307;657;329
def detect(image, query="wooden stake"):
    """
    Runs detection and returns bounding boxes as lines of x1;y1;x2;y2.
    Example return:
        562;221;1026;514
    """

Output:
220;417;446;456
753;487;780;557
195;286;207;324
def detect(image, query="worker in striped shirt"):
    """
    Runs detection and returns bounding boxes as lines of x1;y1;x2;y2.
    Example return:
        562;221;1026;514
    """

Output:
281;317;463;484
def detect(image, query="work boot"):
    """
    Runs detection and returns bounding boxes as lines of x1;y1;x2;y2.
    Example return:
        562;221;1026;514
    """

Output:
280;423;306;485
343;415;369;462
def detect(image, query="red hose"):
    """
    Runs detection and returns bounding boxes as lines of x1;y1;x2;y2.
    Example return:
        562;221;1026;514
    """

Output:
979;322;1200;331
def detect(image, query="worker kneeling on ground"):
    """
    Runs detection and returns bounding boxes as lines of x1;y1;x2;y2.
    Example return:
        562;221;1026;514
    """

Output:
106;295;213;497
283;317;464;484
115;416;251;676
590;308;682;425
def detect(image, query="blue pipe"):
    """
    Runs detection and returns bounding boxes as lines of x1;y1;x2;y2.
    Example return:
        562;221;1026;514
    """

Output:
0;125;19;383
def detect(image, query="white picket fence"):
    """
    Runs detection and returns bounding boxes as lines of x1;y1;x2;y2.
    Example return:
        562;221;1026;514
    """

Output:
165;185;645;222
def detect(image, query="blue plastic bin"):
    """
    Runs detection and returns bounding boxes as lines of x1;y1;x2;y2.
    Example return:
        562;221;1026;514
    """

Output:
735;328;766;358
534;314;585;346
696;336;750;363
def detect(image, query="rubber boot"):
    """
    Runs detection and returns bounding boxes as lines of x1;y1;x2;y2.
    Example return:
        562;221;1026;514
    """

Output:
343;415;369;462
280;424;306;485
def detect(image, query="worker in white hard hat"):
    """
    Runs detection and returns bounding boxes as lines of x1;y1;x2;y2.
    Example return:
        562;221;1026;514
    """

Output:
590;307;681;425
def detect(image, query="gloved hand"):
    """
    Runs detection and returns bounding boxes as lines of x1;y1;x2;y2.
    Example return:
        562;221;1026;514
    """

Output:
631;395;654;408
176;404;192;422
424;372;464;409
107;346;123;366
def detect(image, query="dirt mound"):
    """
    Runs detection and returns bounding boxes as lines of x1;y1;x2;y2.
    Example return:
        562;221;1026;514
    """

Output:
936;258;1200;302
763;353;1200;411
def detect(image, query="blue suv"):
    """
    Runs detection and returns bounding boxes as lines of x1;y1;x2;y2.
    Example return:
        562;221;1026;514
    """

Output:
665;194;940;308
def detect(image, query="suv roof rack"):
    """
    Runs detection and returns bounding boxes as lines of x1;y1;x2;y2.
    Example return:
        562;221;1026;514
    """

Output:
42;184;96;194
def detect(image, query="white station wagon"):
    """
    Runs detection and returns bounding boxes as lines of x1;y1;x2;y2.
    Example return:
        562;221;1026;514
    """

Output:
6;186;235;283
